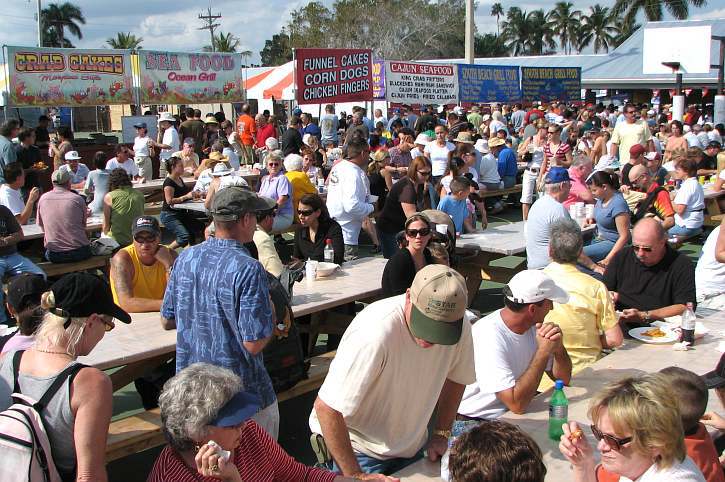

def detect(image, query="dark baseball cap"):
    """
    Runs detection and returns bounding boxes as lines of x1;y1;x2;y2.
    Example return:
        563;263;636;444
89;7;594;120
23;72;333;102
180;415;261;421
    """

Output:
50;273;131;324
211;186;276;222
707;140;721;150
209;390;260;427
7;274;48;311
132;216;161;238
133;122;147;129
702;354;725;389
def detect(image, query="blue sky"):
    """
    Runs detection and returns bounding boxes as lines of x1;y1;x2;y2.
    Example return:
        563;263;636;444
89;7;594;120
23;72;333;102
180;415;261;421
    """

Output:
2;0;724;63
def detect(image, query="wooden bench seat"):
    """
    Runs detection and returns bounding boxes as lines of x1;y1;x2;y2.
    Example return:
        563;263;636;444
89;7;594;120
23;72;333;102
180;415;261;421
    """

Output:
105;351;336;462
479;184;523;199
144;202;163;216
38;255;110;278
705;213;723;227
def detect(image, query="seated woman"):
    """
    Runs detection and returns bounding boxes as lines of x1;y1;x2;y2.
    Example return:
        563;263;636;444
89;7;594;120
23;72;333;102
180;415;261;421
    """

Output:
259;150;293;232
194;147;233;194
0;273;131;482
161;157;199;250
1;274;47;354
284;154;317;223
670;155;705;239
293;193;344;265
559;373;705;482
582;171;631;266
84;151;111;215
302;146;324;185
147;362;353;482
381;213;433;297
102;168;145;247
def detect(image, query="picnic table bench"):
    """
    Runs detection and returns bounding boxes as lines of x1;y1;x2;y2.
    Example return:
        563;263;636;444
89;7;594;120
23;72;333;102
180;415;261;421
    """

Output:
37;255;110;278
479;184;522;199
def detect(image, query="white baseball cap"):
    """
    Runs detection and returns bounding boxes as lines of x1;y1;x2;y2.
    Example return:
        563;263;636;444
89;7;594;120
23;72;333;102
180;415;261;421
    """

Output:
64;150;81;161
504;270;569;304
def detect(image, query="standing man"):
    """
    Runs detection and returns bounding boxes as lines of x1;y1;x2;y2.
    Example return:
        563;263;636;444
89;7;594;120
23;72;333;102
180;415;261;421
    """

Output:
609;103;654;165
345;112;369;145
326;137;374;260
255;113;277;151
310;265;474;477
0;120;20;182
178;108;205;159
157;112;179;178
510;104;526;133
236;103;257;166
161;187;280;438
34;115;51;150
281;116;304;156
301;113;321;143
320;104;339;147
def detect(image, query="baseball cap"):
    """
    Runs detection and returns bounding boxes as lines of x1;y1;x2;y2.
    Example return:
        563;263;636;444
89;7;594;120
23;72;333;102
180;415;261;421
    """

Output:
545;166;570;183
703;354;725;389
7;274;48;311
133;122;147;129
408;265;467;345
644;151;660;161
51;169;71;185
707;140;722;150
209;390;261;427
132;216;161;238
64;150;82;161
211;186;276;221
50;273;131;324
504;270;569;304
629;144;646;158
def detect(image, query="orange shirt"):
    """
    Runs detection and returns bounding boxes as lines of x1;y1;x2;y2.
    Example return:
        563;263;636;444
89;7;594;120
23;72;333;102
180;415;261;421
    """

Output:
236;114;257;146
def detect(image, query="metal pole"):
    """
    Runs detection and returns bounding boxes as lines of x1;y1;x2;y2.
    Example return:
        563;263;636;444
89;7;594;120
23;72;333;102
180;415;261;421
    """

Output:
675;73;683;96
465;0;474;64
37;0;42;47
719;38;724;96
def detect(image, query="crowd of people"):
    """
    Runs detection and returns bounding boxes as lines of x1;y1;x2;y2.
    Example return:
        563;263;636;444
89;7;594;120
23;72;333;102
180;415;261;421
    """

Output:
0;97;722;482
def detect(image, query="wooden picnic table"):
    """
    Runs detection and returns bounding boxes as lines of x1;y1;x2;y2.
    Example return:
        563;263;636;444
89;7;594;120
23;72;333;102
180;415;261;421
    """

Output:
171;200;208;214
394;308;725;481
79;256;387;389
22;215;104;241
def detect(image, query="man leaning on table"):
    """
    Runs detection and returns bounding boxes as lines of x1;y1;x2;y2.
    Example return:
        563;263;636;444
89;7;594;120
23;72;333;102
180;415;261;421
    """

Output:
457;270;572;423
161;186;281;438
605;217;696;324
309;265;474;478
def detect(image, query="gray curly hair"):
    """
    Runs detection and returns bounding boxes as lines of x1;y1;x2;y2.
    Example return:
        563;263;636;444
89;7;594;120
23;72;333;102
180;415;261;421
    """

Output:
159;363;243;452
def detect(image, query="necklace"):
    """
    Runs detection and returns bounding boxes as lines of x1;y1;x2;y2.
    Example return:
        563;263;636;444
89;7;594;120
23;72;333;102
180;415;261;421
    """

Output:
33;347;72;356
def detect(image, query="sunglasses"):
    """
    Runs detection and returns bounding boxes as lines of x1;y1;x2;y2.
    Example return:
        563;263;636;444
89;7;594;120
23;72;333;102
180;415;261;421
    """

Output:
103;317;115;332
134;235;157;244
268;162;280;167
406;227;431;238
590;424;632;451
298;209;316;216
632;244;653;252
418;170;432;177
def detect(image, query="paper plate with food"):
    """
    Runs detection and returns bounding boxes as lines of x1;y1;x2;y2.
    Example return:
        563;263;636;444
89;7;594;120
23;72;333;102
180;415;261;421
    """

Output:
628;325;679;344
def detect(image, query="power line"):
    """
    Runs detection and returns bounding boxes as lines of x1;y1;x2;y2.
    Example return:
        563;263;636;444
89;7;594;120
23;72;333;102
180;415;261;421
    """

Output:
198;7;221;51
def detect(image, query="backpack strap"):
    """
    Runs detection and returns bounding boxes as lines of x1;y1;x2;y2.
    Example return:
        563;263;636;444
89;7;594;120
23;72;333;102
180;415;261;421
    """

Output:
11;350;24;394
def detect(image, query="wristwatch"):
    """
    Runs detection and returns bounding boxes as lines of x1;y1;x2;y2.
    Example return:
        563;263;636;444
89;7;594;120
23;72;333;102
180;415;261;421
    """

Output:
433;428;451;439
643;311;651;322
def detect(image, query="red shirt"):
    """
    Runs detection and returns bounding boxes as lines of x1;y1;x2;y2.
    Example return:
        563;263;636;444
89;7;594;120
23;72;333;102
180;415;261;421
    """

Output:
147;420;337;482
256;123;277;149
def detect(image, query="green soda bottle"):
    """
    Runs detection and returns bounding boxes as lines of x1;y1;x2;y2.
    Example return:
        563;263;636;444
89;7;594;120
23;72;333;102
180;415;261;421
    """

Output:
548;380;568;442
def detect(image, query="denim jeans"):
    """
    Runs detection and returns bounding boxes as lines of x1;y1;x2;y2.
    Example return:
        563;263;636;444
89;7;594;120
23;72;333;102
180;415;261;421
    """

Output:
160;210;192;247
0;253;46;323
329;448;424;475
45;244;92;264
582;238;616;263
272;213;293;232
379;230;400;259
668;225;702;239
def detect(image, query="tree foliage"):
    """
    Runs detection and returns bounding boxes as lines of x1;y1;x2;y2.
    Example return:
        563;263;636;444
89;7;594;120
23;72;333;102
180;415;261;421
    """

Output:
41;2;85;48
475;33;510;57
612;0;707;23
106;32;143;50
578;5;619;53
501;7;556;56
546;2;582;55
203;32;241;52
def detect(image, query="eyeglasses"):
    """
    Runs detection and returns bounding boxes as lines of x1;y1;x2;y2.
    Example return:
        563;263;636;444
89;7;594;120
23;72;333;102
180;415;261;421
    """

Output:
632;244;653;252
298;209;316;216
590;424;632;451
101;315;115;332
405;227;431;238
268;162;280;167
134;235;157;244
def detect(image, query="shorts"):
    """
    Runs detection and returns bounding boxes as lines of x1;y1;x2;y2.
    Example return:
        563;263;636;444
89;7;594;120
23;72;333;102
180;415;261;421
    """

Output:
521;168;540;205
135;155;153;181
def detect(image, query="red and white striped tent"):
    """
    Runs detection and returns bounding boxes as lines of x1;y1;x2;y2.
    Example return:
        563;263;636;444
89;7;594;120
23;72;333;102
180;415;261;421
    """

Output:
243;61;294;100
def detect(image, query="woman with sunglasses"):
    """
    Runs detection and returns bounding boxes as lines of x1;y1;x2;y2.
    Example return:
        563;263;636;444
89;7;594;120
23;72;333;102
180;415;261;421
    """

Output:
538;124;573;188
376;156;433;258
259;151;293;232
559;373;705;482
293;193;344;265
0;273;131;482
517;120;548;219
381;213;434;297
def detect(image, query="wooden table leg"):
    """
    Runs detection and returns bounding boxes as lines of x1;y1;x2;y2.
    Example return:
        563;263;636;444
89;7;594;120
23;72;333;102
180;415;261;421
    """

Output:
108;352;174;392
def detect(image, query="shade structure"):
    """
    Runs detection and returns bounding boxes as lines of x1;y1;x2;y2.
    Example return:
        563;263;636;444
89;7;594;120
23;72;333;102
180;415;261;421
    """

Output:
244;61;294;100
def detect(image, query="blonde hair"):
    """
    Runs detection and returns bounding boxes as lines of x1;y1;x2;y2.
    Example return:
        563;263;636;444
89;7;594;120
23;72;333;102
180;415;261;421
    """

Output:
589;373;686;469
34;290;89;357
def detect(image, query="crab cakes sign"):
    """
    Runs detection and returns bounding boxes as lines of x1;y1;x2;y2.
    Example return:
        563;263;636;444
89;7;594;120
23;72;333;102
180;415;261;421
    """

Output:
138;50;245;104
5;46;134;106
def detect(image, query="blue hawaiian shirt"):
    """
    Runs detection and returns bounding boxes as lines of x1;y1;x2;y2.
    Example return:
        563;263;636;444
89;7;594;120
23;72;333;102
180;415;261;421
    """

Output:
162;237;275;408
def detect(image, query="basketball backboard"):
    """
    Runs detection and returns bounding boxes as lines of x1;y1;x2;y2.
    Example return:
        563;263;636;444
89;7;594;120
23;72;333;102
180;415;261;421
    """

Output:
642;25;712;74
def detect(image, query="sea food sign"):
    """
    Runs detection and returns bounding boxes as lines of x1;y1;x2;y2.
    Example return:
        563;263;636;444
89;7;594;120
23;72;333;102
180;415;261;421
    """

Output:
6;46;133;106
139;50;245;104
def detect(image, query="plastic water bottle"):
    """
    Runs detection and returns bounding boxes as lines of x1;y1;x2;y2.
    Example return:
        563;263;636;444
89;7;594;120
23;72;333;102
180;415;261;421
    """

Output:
548;380;568;442
680;302;696;345
324;239;333;263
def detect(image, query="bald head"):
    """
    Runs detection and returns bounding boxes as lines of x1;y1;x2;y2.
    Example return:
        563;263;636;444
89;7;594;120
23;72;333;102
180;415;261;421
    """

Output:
628;164;648;183
634;218;665;241
632;218;667;266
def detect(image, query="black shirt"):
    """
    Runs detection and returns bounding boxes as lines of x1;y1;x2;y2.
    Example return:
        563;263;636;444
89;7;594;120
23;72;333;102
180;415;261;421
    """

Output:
381;248;433;297
604;245;695;311
34;126;50;146
162;177;191;211
0;205;20;256
281;128;303;156
368;172;388;211
16;144;41;169
620;163;634;187
377;177;426;235
293;218;344;264
699;154;717;172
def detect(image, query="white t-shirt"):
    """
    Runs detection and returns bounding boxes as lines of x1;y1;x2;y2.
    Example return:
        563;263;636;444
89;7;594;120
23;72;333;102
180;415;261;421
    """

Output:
325;160;374;245
673;177;705;229
160;127;180;161
309;295;475;459
133;135;151;157
479;153;502;184
617;456;705;481
424;141;455;176
526;195;571;269
0;184;25;215
458;310;552;419
106;157;139;177
696;226;725;299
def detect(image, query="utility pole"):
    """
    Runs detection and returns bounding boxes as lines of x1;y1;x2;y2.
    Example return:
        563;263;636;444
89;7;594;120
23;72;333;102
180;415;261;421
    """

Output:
465;0;474;64
198;7;222;52
37;0;42;47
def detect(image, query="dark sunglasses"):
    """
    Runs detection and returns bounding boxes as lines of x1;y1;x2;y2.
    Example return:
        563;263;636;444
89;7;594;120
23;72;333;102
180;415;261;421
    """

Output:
406;227;431;238
590;424;632;451
298;209;316;216
134;235;157;244
418;170;432;177
268;162;280;167
632;244;653;252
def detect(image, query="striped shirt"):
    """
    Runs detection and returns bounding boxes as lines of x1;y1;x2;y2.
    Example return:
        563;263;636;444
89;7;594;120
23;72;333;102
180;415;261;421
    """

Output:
147;420;337;482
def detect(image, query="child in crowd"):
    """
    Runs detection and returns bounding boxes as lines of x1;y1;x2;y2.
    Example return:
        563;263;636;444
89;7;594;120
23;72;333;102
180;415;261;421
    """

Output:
438;177;476;235
658;366;724;482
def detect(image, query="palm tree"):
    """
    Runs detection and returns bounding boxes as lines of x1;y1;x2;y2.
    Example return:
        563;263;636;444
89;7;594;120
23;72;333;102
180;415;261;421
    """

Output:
106;32;143;50
546;2;581;55
526;10;557;55
41;2;85;48
203;32;241;52
491;3;504;36
578;5;618;53
501;7;528;56
612;0;707;23
475;33;510;57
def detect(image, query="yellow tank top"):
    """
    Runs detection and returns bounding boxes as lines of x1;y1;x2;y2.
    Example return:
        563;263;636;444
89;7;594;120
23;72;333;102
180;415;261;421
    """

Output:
111;244;167;304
